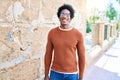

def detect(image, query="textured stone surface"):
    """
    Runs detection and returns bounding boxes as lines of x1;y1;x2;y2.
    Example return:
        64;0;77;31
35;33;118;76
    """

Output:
0;59;40;80
31;26;51;56
0;27;20;64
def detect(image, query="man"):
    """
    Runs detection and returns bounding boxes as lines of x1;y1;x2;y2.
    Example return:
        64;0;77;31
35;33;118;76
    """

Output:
44;4;85;80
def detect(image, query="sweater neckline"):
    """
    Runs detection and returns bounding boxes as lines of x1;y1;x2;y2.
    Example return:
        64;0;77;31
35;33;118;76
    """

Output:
58;26;73;31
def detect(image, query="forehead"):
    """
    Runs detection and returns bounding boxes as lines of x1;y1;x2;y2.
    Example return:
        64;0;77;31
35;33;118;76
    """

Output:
61;9;70;13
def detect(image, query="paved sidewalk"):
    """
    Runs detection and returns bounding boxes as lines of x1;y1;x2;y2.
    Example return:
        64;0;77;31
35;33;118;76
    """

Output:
84;36;120;80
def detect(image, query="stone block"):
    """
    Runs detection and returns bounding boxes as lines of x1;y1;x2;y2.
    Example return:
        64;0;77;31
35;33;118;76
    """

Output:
31;26;51;56
0;59;40;80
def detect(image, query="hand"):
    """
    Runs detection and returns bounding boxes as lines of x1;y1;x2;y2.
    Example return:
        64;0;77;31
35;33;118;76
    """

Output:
79;77;83;80
44;75;50;80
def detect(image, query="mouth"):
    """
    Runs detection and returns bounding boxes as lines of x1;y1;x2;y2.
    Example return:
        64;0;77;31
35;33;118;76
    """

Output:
61;19;67;23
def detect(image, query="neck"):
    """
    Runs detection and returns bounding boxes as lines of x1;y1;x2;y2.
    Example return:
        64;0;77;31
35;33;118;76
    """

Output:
59;26;73;31
60;25;71;29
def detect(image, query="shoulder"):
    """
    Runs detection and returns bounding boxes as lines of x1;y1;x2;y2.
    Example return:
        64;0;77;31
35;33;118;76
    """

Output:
48;27;58;36
73;28;84;42
72;28;83;37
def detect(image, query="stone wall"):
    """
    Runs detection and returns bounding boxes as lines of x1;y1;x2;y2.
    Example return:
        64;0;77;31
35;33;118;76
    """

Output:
0;0;86;80
92;24;99;47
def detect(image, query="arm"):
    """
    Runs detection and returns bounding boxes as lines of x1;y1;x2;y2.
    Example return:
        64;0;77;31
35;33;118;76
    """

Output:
44;31;53;80
44;75;50;80
77;33;86;80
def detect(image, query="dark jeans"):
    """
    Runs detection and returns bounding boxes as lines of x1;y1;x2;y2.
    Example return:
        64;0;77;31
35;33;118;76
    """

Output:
50;70;79;80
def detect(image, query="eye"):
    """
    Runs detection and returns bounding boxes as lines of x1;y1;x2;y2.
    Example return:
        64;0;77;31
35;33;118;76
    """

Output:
60;13;70;17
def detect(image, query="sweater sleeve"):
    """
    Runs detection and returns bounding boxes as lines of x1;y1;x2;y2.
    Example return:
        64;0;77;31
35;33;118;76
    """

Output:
77;32;85;79
44;31;53;75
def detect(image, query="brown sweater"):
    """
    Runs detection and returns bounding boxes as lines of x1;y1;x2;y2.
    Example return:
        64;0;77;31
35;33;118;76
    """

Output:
44;27;85;78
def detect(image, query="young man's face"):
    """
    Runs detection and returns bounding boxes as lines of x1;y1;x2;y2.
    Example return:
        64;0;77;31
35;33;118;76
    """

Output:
59;9;71;26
